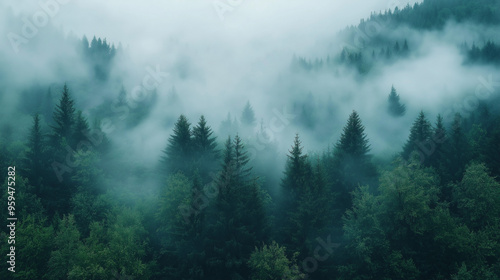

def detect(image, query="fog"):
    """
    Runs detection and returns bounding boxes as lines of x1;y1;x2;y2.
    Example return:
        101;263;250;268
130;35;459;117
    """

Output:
1;0;498;169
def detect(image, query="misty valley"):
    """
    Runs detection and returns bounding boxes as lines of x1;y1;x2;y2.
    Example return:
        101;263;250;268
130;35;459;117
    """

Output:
1;0;500;279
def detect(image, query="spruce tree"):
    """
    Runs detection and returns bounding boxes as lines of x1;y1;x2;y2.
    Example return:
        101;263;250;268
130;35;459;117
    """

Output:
444;114;471;183
387;86;406;117
282;134;310;195
192;115;219;182
241;101;256;126
402;39;409;55
51;84;76;148
394;41;401;54
25;114;46;196
402;111;432;160
205;134;266;279
428;115;447;173
73;111;90;148
160;115;193;176
331;111;376;209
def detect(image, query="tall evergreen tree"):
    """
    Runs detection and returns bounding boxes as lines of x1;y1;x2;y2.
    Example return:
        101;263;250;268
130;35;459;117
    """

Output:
402;39;410;55
51;84;76;148
160;115;193;177
204;135;266;279
282;134;310;195
394;41;401;54
192;115;219;183
331;111;376;210
428;115;448;184
72;111;90;149
402;111;432;160
387;86;406;117
444;114;471;183
24;114;46;196
241;101;256;126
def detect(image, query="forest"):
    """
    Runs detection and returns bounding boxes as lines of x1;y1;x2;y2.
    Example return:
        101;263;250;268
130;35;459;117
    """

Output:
1;0;500;279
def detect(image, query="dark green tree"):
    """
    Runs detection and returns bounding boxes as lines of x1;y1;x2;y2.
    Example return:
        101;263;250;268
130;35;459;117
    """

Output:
50;84;76;148
387;86;406;117
24;114;46;196
204;135;267;279
192;115;219;183
330;111;377;210
72;111;90;149
402;111;432;160
428;115;449;190
444;114;471;183
160;115;193;176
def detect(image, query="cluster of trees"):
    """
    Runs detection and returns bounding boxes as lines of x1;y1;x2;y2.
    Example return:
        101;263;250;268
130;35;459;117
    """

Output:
291;39;410;75
2;83;499;279
463;41;500;65
365;0;500;29
80;36;120;81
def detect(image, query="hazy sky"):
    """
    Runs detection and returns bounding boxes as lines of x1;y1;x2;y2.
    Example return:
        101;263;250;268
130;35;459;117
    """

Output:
4;0;421;62
3;0;498;165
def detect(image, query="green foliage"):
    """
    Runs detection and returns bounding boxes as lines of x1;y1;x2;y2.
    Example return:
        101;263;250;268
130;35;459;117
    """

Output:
248;241;305;280
50;84;76;148
402;111;432;160
47;215;82;280
453;163;500;231
12;215;53;280
160;114;196;177
329;111;377;210
192;115;220;183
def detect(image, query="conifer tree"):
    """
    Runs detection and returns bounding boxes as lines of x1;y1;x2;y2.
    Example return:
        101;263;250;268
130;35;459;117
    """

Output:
241;101;256;126
25;114;46;196
428;115;448;184
282;134;310;195
204;135;266;279
394;41;401;54
387;86;406;117
51;84;76;147
73;111;90;148
402;39;409;55
444;114;471;183
402;111;432;160
160;115;193;176
331;111;376;209
192;115;219;182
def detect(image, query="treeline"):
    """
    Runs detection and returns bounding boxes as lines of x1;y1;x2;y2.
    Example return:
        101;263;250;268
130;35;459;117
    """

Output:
1;84;500;279
463;41;500;65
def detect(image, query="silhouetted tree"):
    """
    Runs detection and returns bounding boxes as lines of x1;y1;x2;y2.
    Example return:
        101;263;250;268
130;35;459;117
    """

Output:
387;86;406;117
402;111;432;160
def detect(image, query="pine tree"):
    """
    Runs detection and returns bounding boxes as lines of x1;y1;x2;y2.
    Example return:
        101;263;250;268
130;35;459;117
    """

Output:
394;41;401;54
428;115;447;177
402;39;409;55
331;111;376;209
387;86;406;117
25;114;45;196
444;114;471;183
233;134;252;185
73;111;90;148
192;115;219;183
205;135;265;279
51;84;76;148
241;101;256;126
402;111;432;160
282;134;310;195
160;115;193;177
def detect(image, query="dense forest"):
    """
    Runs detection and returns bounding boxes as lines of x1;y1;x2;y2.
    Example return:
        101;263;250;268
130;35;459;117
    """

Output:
1;0;500;279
